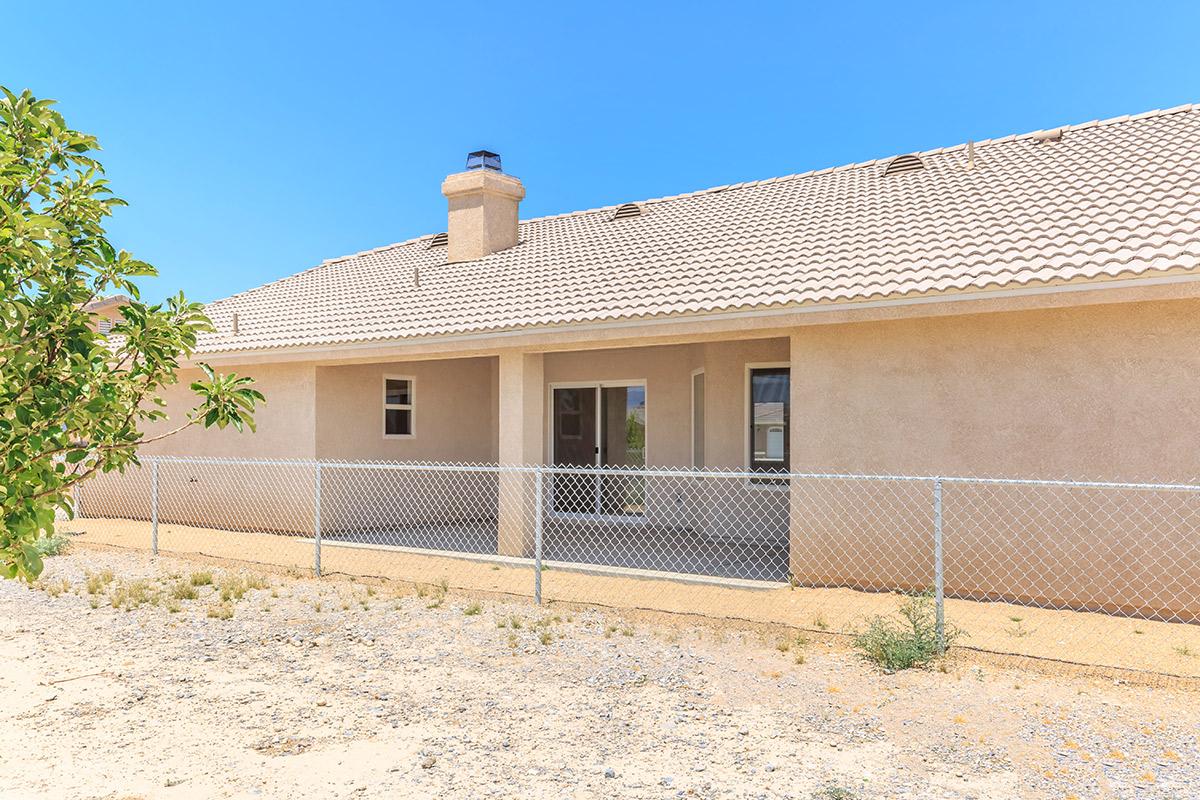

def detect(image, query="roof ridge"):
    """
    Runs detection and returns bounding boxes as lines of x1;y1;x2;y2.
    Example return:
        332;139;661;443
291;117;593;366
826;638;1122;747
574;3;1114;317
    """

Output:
512;102;1198;226
205;100;1198;309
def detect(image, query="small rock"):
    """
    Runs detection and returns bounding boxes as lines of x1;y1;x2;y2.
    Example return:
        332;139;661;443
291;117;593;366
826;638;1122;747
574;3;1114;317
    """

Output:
764;763;776;773
420;756;436;769
603;767;616;779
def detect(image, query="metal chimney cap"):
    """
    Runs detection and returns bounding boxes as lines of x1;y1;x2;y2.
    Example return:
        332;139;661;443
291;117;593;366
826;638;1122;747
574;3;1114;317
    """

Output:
465;150;502;172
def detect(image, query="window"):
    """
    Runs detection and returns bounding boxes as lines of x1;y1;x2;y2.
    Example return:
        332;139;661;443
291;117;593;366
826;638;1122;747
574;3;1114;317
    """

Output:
691;370;705;468
97;318;113;334
748;367;789;476
383;377;414;437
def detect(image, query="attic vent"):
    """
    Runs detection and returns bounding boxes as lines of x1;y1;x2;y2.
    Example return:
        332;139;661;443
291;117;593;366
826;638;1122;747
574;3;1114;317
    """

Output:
612;203;643;220
883;154;924;177
1031;128;1063;144
427;232;448;248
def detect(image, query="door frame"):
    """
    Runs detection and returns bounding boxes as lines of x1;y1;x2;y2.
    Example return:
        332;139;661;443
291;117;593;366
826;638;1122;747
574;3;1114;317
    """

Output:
545;379;647;521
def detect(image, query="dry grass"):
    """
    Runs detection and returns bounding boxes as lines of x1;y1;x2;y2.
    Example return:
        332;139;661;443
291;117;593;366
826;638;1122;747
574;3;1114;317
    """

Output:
206;603;234;620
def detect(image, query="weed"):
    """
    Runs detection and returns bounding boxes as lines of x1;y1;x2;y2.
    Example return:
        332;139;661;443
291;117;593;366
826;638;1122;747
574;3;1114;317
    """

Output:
509;616;523;630
169;580;198;601
42;578;70;597
495;618;508;628
313;601;323;612
539;631;553;645
426;598;444;609
166;598;182;614
85;569;114;595
463;602;482;616
206;603;234;620
88;596;100;609
853;591;962;671
110;580;158;611
415;585;427;598
604;624;618;638
813;615;829;631
340;601;351;611
33;533;70;558
491;565;500;571
366;586;376;597
1005;619;1032;638
506;633;518;650
1173;644;1195;658
813;786;859;799
620;627;634;637
190;571;214;587
438;577;449;593
270;588;279;598
776;639;791;653
794;652;806;665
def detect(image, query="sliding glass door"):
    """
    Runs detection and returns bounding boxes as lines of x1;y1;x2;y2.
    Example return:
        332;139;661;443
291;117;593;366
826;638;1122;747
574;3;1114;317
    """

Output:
552;383;646;516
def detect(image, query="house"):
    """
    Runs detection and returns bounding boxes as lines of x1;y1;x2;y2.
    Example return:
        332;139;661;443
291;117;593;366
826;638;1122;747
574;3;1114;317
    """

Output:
84;294;131;334
98;105;1200;606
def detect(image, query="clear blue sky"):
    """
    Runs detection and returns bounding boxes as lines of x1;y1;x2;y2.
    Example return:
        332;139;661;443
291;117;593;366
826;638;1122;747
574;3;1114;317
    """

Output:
3;1;1198;304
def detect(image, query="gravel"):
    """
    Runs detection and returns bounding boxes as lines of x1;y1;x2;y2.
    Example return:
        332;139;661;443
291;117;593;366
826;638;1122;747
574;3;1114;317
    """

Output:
0;547;1197;799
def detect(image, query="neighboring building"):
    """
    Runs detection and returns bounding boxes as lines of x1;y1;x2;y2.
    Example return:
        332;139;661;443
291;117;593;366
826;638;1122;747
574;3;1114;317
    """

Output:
84;294;131;334
108;105;1200;607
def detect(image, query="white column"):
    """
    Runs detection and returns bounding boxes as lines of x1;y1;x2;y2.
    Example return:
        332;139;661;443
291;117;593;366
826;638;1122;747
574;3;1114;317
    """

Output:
497;351;544;557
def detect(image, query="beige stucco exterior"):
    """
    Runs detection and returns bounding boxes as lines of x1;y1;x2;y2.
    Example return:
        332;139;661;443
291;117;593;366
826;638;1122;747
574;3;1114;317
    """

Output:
77;289;1200;616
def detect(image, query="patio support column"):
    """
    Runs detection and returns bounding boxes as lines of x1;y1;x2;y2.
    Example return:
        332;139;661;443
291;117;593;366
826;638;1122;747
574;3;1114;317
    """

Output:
497;351;544;557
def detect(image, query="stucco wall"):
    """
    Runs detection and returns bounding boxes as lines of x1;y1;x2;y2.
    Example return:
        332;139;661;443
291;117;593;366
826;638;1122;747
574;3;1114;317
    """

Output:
789;298;1200;478
81;362;319;533
140;362;318;459
314;357;497;462
787;298;1200;617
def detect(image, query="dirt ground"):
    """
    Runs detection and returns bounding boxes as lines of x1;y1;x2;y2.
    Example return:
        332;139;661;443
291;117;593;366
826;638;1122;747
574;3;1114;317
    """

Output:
60;518;1200;679
2;546;1198;800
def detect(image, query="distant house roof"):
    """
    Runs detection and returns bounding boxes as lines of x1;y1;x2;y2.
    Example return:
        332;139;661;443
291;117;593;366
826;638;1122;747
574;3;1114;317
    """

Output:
84;294;132;312
199;104;1200;353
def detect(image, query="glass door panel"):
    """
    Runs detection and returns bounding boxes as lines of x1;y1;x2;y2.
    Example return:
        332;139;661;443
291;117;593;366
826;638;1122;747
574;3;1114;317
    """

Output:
552;387;597;513
599;386;646;516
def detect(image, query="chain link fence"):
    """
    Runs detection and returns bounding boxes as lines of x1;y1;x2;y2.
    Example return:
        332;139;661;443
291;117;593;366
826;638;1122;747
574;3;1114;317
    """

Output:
62;456;1200;680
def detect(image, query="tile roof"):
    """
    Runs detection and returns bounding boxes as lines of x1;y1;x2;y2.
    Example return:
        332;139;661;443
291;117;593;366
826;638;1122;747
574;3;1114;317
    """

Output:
199;104;1200;353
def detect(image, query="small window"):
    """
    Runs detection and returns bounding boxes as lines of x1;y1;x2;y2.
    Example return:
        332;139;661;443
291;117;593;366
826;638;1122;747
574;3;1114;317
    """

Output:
97;318;113;334
383;377;414;437
749;367;789;478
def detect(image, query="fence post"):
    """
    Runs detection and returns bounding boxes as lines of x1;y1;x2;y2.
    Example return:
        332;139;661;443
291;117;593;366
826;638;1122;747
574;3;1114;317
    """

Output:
933;476;945;653
314;462;323;577
150;459;159;555
533;466;544;604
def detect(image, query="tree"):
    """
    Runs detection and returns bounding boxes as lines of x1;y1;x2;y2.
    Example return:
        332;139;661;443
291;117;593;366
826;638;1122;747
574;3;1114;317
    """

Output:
0;87;263;581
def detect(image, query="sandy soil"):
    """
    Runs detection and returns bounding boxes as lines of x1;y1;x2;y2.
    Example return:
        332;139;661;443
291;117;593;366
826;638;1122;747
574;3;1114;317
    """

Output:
60;518;1200;679
2;546;1198;800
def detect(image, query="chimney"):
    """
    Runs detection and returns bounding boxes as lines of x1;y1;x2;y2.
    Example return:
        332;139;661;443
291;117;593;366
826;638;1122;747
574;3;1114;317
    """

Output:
441;150;525;263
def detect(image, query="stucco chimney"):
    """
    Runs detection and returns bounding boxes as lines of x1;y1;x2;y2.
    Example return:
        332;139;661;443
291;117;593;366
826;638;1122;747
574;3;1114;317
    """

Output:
441;150;525;263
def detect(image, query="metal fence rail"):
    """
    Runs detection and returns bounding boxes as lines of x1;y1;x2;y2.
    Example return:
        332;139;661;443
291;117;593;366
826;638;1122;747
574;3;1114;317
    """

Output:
65;457;1200;679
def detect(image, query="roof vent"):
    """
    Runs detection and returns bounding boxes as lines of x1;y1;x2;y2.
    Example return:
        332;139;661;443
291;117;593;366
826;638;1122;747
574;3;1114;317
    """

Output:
1031;128;1063;144
612;203;643;220
428;232;448;248
465;150;502;172
883;154;924;177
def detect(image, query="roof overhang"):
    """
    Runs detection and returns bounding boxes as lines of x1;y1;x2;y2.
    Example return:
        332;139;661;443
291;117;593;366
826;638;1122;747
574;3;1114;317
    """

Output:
188;271;1200;368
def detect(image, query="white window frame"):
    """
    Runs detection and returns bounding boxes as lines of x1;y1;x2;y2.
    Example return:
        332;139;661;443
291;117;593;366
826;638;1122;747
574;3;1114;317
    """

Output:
382;374;415;439
744;362;790;489
690;368;705;469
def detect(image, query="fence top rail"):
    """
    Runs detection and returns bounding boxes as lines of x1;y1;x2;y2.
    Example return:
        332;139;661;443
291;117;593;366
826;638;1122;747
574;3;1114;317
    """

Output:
132;455;1200;493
